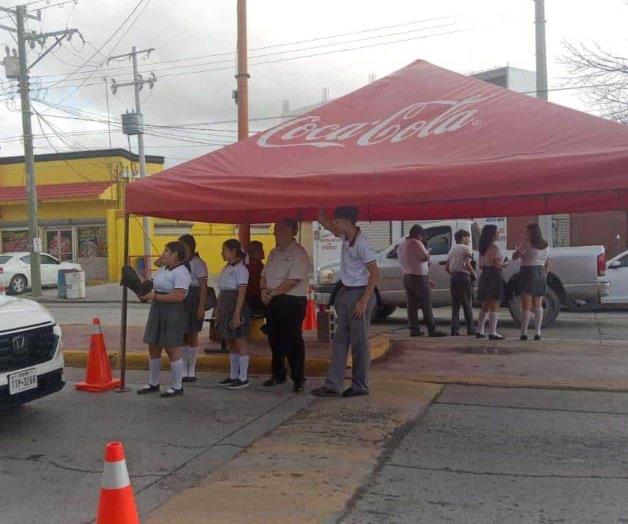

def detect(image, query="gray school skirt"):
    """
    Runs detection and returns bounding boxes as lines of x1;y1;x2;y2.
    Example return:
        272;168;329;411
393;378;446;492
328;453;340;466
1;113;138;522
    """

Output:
184;286;204;334
215;289;250;340
519;265;546;297
143;299;187;347
477;266;504;302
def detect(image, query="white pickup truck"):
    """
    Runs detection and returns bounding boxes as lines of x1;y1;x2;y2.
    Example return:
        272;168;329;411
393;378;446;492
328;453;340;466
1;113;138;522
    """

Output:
313;219;611;327
0;294;65;409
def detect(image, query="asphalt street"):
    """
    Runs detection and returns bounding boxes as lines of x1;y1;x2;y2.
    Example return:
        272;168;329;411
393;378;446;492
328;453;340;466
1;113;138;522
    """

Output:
342;385;628;524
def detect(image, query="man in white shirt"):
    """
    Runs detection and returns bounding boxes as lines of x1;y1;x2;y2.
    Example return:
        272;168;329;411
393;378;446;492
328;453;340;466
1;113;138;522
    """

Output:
312;206;380;398
446;229;476;336
398;225;445;337
261;218;311;393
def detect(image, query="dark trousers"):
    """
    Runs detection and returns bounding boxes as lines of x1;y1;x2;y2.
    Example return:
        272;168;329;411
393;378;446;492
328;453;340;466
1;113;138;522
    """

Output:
267;295;307;384
450;272;474;333
403;274;436;334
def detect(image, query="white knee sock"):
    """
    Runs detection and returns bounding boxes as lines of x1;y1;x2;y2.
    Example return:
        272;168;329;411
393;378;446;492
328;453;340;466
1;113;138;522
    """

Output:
521;311;532;335
478;310;488;334
170;358;184;390
488;312;499;336
149;357;161;386
188;346;198;377
238;355;250;381
534;307;544;335
181;346;189;378
229;353;239;380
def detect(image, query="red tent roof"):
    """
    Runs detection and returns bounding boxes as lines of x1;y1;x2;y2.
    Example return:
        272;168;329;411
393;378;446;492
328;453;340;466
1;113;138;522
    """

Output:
0;182;111;203
126;60;628;223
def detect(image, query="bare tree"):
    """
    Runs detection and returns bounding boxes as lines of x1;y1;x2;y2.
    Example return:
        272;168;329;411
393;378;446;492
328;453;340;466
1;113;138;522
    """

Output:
561;41;628;123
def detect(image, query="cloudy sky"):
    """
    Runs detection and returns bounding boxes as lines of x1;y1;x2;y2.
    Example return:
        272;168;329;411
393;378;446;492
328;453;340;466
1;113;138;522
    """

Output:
0;0;627;167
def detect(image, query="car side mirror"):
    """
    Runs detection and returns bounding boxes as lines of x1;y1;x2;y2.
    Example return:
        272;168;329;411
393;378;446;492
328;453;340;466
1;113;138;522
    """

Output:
608;261;621;269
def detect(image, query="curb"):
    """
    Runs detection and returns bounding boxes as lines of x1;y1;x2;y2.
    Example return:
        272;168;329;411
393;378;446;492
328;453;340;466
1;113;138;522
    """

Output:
396;373;628;393
62;334;391;377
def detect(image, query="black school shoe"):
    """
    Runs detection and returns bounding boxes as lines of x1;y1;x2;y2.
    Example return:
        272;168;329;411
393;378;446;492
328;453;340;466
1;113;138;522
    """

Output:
520;334;529;341
534;334;542;341
293;379;306;393
160;386;184;398
227;379;250;390
137;384;160;395
218;377;237;387
263;377;287;387
476;333;486;339
342;388;369;398
410;329;424;337
311;387;340;398
489;334;506;341
182;376;197;383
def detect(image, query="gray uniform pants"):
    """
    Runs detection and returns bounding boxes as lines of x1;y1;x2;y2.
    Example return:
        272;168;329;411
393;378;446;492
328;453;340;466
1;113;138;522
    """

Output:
324;286;375;394
403;274;436;333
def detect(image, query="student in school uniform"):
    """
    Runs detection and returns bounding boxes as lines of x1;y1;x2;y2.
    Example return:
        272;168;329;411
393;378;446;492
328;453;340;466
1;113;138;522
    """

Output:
398;225;446;338
177;234;208;383
513;223;551;341
446;229;476;336
215;239;251;390
138;241;192;398
476;224;508;340
311;206;380;398
245;240;266;317
260;218;310;393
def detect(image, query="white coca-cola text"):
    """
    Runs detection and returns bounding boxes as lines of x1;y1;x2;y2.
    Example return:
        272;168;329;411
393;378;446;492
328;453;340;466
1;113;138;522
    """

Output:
257;94;488;149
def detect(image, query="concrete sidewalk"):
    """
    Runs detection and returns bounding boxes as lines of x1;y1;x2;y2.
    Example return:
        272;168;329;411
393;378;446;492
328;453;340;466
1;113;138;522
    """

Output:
148;375;442;524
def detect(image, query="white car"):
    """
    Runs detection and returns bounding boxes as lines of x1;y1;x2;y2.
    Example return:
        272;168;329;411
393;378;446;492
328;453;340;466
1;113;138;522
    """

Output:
603;250;628;305
0;252;82;295
0;294;65;409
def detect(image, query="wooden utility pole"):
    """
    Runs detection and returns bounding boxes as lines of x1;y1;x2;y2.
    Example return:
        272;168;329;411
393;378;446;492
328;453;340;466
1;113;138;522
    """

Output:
236;0;251;247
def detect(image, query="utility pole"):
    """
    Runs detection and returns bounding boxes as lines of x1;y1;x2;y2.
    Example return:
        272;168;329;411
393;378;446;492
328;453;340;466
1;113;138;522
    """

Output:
110;47;156;278
534;0;554;247
235;0;251;248
1;4;81;296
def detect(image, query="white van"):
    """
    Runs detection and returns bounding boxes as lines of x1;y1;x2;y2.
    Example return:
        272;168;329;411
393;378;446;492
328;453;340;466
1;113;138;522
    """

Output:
0;294;65;409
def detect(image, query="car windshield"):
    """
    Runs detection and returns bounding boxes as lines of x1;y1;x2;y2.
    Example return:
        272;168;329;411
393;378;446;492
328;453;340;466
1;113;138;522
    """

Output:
0;255;12;264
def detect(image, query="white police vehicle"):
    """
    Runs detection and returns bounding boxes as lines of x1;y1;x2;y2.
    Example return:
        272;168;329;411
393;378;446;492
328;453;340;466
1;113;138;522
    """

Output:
0;293;64;409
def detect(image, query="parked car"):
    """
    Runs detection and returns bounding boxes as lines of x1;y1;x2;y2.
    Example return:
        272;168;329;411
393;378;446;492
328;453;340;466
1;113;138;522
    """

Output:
0;252;82;295
313;219;611;328
0;293;65;409
602;250;628;306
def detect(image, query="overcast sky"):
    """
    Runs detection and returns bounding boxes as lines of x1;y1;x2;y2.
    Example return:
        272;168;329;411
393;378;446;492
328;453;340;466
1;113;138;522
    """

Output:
0;0;627;167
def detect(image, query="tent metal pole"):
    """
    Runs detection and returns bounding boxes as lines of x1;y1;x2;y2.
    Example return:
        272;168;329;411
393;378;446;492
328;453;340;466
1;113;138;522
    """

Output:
117;212;130;392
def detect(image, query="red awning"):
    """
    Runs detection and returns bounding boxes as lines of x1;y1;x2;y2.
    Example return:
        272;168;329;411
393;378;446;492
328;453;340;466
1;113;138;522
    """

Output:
126;60;628;223
0;182;112;203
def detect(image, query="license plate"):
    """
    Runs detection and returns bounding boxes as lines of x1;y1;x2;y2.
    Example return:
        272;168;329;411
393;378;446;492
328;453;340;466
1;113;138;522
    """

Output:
9;368;38;395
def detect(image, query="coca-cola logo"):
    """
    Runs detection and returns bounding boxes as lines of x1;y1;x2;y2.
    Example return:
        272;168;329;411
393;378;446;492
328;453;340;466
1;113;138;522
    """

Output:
257;94;489;149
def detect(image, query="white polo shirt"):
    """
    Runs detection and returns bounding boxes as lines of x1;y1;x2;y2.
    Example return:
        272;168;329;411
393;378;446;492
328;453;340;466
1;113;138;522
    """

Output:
448;243;473;274
340;230;376;287
218;261;249;291
153;264;192;296
262;240;311;297
519;242;550;267
188;255;208;287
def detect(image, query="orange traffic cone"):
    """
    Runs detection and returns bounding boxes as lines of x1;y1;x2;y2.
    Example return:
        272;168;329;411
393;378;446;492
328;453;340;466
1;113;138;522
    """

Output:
303;290;318;331
97;442;140;524
76;318;121;392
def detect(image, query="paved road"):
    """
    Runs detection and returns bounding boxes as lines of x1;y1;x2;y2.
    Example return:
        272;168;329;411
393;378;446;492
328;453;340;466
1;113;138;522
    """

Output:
342;385;628;524
0;368;319;524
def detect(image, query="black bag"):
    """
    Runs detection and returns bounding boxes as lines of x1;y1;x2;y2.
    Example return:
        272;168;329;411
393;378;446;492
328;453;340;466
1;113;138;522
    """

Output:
205;286;217;311
121;265;153;298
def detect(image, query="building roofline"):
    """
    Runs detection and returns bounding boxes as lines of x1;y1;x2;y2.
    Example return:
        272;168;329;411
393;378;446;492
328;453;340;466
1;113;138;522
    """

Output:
0;148;165;165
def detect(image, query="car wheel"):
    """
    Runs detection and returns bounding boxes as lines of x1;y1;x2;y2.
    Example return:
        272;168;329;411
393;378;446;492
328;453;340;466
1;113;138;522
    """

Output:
9;274;28;295
376;305;396;320
508;287;560;328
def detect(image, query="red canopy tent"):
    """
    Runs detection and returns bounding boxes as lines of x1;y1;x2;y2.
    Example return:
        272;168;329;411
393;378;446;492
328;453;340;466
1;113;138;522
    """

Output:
126;59;628;223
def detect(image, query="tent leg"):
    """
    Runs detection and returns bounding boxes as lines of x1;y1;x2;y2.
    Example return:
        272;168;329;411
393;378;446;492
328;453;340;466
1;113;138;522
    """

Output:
117;212;130;392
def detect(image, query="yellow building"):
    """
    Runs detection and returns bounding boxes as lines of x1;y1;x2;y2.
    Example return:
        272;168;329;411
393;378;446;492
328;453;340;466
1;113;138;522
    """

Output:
0;149;278;281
